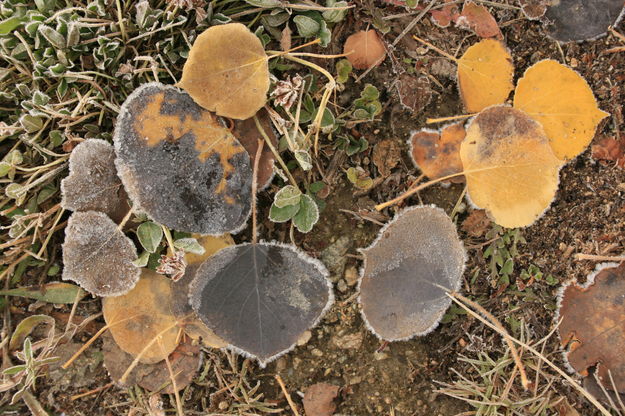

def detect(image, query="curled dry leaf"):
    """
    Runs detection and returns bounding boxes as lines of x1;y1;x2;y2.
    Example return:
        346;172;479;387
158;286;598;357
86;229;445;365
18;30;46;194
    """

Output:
372;139;401;177
114;82;252;235
519;0;548;19
558;262;625;393
359;206;466;341
61;139;129;223
103;333;201;394
189;242;333;366
102;269;180;364
343;30;386;70
303;383;340;416
514;60;610;160
171;234;233;349
396;73;432;114
179;23;269;120
460;105;562;228
62;211;139;297
409;122;466;182
544;0;625;42
430;0;459;28
455;1;502;39
592;136;625;169
457;39;514;113
232;108;278;190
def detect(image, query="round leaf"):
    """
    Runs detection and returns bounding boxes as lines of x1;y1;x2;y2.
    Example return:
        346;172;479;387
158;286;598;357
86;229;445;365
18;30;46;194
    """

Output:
513;59;609;160
114;82;252;235
179;23;270;120
136;221;163;253
293;194;319;233
343;30;386;70
189;242;333;366
544;0;624;42
457;39;514;113
459;105;562;228
409;122;466;182
359;206;466;341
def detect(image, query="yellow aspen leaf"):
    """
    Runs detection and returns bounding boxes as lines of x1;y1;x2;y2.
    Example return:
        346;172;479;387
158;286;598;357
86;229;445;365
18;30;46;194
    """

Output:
457;39;514;113
460;105;562;228
513;59;609;160
179;23;269;120
103;269;181;364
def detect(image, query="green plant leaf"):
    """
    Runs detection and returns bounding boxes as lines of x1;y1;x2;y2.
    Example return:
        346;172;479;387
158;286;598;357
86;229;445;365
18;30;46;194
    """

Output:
174;237;206;255
0;16;24;36
137;221;163;253
132;251;150;267
274;185;301;208
293;15;320;37
0;282;85;304
244;0;282;7
323;0;348;23
293;194;319;233
269;202;300;223
336;59;352;83
295;150;313;171
9;315;55;351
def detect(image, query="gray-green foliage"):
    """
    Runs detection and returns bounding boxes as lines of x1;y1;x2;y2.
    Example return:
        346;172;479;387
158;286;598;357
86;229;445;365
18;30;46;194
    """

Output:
269;186;320;233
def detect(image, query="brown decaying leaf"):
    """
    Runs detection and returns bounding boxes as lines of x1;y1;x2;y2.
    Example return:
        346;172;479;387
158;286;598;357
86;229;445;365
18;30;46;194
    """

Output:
60;139;129;223
455;1;502;39
461;209;491;238
558;262;625;393
303;383;340;416
179;23;269;120
518;0;548;19
396;73;432;114
591;136;625;169
62;211;139;297
343;30;386;70
102;269;180;364
372;139;401;177
457;39;514;113
430;0;460;28
280;25;292;52
409;122;466;183
544;0;625;42
459;105;562;228
103;333;201;394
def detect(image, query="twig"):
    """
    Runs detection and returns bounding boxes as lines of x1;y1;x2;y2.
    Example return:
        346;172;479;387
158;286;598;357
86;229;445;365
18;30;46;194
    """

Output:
391;0;437;48
70;382;114;401
251;139;264;245
275;374;301;416
575;253;625;262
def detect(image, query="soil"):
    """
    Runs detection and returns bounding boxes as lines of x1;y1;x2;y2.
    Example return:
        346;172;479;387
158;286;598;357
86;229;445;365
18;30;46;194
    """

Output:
5;2;625;415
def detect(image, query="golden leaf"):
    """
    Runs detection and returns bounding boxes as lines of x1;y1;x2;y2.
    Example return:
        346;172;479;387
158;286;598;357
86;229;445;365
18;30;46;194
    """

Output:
103;269;180;364
179;23;269;120
457;39;514;113
513;59;609;160
460;105;562;228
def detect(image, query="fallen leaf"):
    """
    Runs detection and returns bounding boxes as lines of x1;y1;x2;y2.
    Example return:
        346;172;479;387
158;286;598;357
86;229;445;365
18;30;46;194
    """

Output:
583;375;625;410
457;39;514;113
303;383;340;416
430;0;460;27
372;139;401;177
343;30;386;70
189;242;333;366
62;211;140;297
513;59;609;160
409;122;466;182
359;206;466;340
455;1;502;39
10;315;55;350
461;209;491;238
459;105;562;228
280;25;292;51
102;269;180;364
0;282;85;304
103;333;201;394
396;73;432;113
179;23;269;119
232;108;278;190
592;136;625;169
519;0;548;19
114;82;252;235
544;0;625;42
558;262;625;393
346;166;373;190
61;139;129;223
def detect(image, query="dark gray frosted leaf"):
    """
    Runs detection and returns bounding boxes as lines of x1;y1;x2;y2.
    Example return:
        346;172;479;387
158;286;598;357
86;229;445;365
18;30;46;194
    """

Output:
544;0;624;42
189;242;333;366
114;82;253;235
359;205;466;341
60;139;129;223
62;211;140;297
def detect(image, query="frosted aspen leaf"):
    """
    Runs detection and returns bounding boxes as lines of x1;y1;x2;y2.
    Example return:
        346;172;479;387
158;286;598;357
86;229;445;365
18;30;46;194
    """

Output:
189;242;334;366
544;0;625;42
359;206;466;341
114;82;252;235
102;269;180;364
60;139;129;223
179;23;269;120
62;211;139;297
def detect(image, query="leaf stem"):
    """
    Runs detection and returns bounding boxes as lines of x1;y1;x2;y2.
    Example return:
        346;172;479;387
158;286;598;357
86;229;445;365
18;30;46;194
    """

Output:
251;139;264;245
427;114;475;124
253;115;299;190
